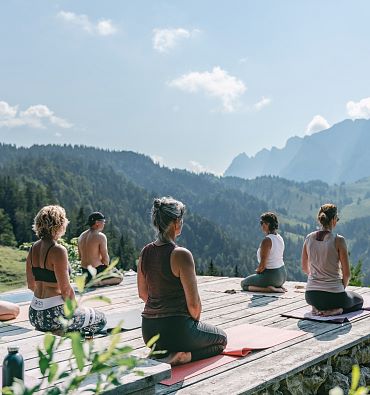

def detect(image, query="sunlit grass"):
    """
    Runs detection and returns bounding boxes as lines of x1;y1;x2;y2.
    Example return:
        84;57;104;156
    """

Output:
0;246;27;292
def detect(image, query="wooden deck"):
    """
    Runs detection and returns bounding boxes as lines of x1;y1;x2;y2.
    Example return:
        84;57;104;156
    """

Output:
1;275;370;394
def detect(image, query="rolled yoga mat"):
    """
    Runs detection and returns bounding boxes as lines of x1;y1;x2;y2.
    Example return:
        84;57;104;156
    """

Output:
103;308;142;331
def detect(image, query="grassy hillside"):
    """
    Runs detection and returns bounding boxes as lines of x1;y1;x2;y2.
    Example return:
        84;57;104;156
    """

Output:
0;246;27;292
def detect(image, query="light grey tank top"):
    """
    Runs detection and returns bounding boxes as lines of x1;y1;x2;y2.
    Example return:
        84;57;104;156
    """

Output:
305;231;344;293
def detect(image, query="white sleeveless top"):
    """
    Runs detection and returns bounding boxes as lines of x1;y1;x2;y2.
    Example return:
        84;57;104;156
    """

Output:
257;233;285;269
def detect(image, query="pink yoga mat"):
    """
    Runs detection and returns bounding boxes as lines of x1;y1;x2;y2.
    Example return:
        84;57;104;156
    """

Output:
222;323;303;356
160;323;304;385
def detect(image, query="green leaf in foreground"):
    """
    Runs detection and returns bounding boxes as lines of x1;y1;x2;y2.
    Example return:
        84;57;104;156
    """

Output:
146;334;160;349
63;298;77;319
75;274;87;294
68;332;85;371
44;333;56;356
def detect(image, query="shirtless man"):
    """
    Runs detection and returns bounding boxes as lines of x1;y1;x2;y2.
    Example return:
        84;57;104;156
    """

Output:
78;212;123;287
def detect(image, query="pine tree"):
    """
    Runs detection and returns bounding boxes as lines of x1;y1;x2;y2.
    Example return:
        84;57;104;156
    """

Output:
0;209;17;246
206;259;219;276
75;207;87;237
117;233;137;271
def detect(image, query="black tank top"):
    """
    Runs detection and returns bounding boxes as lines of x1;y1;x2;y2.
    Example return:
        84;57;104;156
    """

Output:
141;242;190;318
30;243;71;283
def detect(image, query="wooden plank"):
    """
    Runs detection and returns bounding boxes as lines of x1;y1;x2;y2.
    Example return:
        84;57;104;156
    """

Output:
168;317;370;394
1;278;369;395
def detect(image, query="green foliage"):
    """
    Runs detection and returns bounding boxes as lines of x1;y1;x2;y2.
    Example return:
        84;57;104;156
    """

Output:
349;260;364;287
2;264;140;395
1;143;370;285
329;365;369;395
0;246;27;292
58;238;81;280
0;208;17;246
206;259;219;276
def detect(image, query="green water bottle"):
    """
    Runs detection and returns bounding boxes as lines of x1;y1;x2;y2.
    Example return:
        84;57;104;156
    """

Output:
2;345;24;388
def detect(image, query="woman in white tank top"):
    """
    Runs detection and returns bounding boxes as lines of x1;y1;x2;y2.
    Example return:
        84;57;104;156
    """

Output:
241;212;287;293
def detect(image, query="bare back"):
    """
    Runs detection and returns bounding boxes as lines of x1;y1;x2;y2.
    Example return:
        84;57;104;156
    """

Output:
78;229;109;268
26;240;71;299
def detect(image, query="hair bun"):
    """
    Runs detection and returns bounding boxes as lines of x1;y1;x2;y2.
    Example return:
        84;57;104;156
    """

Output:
153;198;162;209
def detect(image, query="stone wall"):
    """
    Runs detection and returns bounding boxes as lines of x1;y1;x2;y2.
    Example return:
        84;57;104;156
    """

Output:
255;339;370;395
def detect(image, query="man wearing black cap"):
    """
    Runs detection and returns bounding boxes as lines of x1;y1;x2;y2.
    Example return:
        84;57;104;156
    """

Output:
78;212;123;287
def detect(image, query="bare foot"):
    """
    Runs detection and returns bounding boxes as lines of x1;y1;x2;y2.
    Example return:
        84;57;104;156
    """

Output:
267;286;285;293
161;352;192;366
311;306;321;316
318;308;343;317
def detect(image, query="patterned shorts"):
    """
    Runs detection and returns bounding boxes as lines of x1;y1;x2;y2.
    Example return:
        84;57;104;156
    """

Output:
29;305;106;333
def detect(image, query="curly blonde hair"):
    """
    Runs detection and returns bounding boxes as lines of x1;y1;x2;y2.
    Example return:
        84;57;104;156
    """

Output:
32;205;69;239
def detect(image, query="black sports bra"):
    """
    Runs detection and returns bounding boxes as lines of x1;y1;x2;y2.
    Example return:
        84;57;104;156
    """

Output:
30;244;71;283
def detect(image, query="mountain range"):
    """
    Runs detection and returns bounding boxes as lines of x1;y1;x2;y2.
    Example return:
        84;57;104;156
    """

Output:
1;143;370;285
225;119;370;184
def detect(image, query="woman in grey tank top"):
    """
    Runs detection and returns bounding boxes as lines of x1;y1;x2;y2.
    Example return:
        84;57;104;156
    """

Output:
302;204;363;316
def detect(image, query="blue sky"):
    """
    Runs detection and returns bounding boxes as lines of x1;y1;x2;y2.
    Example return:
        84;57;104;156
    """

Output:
1;1;370;174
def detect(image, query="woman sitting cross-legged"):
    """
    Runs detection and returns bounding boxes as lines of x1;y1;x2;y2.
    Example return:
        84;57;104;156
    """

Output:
241;212;287;293
27;205;106;333
137;197;227;366
302;203;363;316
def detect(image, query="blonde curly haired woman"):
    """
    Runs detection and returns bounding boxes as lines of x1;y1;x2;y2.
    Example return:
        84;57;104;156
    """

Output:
26;205;106;333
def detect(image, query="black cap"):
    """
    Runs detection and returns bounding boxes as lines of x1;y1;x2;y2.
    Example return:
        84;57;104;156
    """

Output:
87;212;105;226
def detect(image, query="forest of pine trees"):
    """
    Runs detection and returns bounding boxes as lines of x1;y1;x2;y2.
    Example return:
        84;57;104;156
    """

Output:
0;143;369;284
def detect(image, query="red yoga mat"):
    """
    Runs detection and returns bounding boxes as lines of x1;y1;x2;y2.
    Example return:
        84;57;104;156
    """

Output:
160;323;303;385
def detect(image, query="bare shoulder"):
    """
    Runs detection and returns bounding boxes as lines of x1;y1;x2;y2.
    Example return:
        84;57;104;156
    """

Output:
172;247;194;265
261;237;272;247
78;230;88;240
335;234;347;246
98;232;107;241
172;246;193;258
52;244;68;259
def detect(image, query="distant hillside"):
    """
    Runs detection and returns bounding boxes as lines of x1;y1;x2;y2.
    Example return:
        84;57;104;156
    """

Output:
0;144;269;278
225;119;370;184
1;143;370;284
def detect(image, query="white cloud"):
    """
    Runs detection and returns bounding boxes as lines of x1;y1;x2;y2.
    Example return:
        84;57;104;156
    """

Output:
254;97;271;111
150;155;165;166
96;20;117;36
57;11;117;36
169;66;246;112
0;101;73;129
346;97;370;119
189;160;206;174
152;28;199;53
305;115;330;135
0;101;18;119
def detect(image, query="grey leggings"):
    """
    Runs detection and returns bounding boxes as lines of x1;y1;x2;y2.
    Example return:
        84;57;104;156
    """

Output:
241;266;287;290
142;315;227;362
